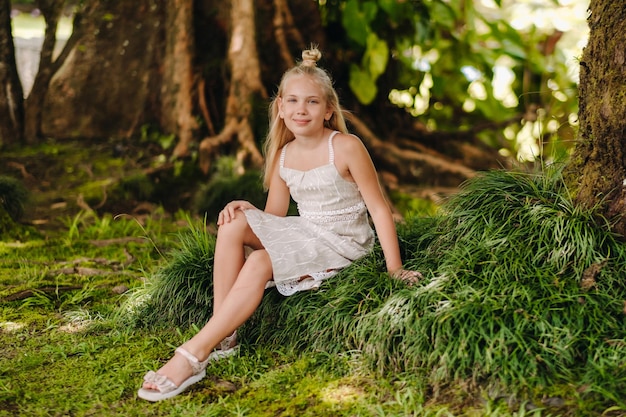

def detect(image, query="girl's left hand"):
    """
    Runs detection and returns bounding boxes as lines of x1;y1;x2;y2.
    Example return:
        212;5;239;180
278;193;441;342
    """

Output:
218;200;256;225
390;268;423;285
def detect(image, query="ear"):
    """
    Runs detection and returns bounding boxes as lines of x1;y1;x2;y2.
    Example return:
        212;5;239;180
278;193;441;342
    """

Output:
324;107;333;121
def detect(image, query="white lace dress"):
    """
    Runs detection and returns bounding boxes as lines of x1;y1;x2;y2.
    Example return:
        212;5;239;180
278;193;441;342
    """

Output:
243;131;375;296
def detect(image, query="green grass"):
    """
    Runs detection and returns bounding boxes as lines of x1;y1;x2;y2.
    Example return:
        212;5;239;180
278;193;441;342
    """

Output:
2;165;626;415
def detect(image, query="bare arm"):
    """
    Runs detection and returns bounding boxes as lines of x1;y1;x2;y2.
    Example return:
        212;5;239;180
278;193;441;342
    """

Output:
337;134;421;283
263;154;291;217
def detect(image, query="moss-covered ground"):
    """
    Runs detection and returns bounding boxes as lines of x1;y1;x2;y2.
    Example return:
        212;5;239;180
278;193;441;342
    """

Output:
1;139;625;416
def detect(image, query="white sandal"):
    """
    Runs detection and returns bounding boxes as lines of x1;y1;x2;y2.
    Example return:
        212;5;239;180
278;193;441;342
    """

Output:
137;347;209;402
208;331;239;361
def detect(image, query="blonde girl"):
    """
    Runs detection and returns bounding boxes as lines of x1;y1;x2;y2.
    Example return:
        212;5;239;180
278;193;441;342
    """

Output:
138;47;420;402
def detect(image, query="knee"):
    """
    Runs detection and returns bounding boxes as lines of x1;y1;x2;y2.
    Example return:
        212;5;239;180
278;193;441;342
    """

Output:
217;212;248;238
245;250;272;275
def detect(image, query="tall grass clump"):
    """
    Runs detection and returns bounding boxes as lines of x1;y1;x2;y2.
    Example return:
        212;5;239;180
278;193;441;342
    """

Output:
355;166;626;405
0;175;29;222
124;216;217;328
124;166;626;408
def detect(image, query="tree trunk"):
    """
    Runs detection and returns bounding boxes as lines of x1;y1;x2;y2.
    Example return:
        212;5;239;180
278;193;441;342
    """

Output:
43;0;166;139
565;0;626;237
23;0;65;143
0;0;24;146
28;0;503;194
197;0;265;174
163;0;198;157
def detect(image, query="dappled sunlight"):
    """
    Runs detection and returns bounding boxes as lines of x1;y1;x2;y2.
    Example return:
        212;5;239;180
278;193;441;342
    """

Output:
320;382;366;405
58;310;96;334
0;321;25;332
387;0;587;162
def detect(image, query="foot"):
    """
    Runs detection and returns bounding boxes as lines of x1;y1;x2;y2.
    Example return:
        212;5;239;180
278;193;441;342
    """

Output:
141;349;191;391
138;347;209;402
208;331;239;361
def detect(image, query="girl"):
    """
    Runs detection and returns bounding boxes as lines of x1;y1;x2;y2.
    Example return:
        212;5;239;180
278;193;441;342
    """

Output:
138;48;421;401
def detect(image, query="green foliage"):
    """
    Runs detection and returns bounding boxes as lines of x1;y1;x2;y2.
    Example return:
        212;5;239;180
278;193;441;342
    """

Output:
0;176;28;222
390;190;439;218
357;167;626;405
118;173;155;202
192;162;267;219
0;176;39;241
140;124;176;151
129;166;626;412
124;216;216;328
4;179;625;414
321;0;580;160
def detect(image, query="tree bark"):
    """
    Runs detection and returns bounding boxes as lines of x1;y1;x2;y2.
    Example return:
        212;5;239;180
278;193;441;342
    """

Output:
23;0;65;143
0;0;24;146
565;0;626;236
42;0;165;139
164;0;198;157
198;0;265;174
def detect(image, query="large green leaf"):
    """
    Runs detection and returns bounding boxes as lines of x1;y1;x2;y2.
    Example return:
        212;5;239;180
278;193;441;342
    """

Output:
342;0;378;46
365;33;389;78
349;64;378;105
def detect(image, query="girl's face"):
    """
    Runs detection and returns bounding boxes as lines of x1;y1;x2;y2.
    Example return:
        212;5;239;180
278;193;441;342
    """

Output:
278;74;333;137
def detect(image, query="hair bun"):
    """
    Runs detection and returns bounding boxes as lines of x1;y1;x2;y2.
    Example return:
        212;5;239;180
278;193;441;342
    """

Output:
301;48;321;67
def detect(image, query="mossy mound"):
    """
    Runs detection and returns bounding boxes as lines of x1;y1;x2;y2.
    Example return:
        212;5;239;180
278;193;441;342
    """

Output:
125;166;626;410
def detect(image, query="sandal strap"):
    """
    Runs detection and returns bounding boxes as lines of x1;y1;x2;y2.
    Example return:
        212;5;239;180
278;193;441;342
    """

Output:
175;347;209;375
219;331;237;351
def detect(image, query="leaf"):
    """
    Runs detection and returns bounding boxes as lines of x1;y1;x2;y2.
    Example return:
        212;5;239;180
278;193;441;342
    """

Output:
365;33;389;78
429;1;456;29
349;64;377;105
341;0;377;46
362;1;378;22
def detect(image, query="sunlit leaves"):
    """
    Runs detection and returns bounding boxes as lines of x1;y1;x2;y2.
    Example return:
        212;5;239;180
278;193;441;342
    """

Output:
349;32;389;104
341;1;392;104
365;33;388;77
349;64;377;104
323;0;581;159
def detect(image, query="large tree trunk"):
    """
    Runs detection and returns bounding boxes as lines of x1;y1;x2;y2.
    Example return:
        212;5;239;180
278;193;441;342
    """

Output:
23;0;65;143
197;0;265;174
565;0;626;236
164;0;198;157
43;1;166;139
0;0;24;146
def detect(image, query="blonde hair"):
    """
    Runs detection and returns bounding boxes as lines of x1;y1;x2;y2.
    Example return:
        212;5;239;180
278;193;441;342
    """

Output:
262;48;348;189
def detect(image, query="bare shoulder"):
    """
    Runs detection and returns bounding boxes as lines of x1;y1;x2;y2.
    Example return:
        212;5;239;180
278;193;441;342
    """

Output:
332;132;373;182
332;132;367;156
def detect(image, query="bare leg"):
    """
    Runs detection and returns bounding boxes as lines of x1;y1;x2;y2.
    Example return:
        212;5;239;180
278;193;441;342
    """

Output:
142;211;270;391
212;213;263;313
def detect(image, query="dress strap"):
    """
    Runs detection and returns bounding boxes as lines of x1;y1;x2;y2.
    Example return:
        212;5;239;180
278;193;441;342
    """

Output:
328;131;339;164
279;143;289;168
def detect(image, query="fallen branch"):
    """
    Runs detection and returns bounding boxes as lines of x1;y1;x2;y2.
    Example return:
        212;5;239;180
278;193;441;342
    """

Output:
2;286;83;302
